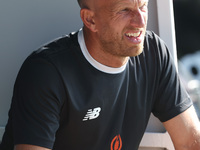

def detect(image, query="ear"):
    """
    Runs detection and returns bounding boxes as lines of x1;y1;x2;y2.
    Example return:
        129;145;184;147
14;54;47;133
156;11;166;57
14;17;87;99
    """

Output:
80;9;97;32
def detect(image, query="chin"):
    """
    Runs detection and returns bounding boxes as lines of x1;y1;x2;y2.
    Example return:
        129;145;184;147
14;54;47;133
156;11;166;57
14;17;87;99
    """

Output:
128;45;144;57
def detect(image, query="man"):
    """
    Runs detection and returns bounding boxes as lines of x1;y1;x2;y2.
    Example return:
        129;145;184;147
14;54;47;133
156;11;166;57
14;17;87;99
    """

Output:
1;0;200;149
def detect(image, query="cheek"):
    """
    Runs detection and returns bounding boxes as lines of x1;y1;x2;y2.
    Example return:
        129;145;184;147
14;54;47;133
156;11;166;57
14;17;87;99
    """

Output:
95;15;127;37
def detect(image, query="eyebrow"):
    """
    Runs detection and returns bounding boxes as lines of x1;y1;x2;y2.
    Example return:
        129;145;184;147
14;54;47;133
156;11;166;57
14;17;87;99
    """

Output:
111;0;148;11
112;0;148;8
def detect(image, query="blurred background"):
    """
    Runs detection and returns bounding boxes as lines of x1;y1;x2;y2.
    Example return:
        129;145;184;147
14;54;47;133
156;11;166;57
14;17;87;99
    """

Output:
173;0;200;117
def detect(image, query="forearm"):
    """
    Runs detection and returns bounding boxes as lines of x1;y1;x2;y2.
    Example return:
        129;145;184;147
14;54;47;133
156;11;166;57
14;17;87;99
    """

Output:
174;131;200;150
164;106;200;150
14;144;51;150
175;141;200;150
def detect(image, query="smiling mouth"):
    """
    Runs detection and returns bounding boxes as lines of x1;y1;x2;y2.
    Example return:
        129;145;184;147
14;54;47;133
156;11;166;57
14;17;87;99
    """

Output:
125;31;141;38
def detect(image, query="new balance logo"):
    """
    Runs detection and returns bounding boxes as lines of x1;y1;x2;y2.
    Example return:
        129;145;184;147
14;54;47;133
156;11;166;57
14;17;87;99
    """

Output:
83;107;101;121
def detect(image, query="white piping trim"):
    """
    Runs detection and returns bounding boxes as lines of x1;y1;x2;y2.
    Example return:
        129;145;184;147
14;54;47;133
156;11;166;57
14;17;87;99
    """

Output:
78;29;128;74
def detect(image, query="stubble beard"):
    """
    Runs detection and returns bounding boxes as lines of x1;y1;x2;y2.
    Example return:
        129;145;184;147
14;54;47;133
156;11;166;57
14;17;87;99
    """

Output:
99;33;145;58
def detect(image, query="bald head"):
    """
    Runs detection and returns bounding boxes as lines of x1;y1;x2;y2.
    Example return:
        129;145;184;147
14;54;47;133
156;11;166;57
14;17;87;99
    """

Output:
77;0;82;7
77;0;88;8
77;0;101;9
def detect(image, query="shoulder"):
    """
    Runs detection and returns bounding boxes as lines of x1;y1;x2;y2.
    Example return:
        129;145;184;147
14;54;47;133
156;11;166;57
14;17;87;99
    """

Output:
21;31;81;73
30;31;80;61
16;31;81;88
144;30;170;59
144;30;165;46
145;30;157;40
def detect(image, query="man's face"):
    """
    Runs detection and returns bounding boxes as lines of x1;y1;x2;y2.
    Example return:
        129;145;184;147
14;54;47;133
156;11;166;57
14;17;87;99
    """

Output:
93;0;148;57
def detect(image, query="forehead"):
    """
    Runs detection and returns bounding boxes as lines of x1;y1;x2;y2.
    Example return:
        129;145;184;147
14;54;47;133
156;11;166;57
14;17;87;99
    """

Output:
109;0;148;7
94;0;148;12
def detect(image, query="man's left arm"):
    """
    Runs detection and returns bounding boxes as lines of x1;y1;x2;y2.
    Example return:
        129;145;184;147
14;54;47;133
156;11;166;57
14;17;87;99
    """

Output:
163;105;200;150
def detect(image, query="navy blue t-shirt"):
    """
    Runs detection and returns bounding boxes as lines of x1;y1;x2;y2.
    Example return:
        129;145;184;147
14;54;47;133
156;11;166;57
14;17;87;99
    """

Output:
0;30;192;150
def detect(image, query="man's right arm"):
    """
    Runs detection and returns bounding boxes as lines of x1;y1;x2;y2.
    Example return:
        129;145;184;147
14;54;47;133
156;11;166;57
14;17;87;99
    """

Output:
9;57;66;150
15;144;51;150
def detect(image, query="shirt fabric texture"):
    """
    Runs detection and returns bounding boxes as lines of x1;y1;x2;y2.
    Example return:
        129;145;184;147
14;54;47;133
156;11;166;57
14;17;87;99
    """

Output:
0;30;192;150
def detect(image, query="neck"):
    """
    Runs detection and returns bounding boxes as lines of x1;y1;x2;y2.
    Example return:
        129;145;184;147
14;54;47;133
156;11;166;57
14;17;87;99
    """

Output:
83;27;129;68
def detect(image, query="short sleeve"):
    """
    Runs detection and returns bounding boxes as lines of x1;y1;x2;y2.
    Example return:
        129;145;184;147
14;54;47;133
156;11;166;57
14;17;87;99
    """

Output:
151;34;193;122
11;56;66;149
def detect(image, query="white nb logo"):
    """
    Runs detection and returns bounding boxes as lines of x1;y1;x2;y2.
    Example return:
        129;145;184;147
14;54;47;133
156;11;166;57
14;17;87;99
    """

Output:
83;107;101;121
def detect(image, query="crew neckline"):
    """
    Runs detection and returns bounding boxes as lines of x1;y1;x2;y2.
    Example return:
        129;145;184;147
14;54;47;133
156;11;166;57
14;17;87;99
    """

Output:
78;29;128;74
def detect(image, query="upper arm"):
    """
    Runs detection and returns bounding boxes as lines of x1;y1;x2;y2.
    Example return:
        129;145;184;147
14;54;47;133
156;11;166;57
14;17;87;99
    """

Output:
163;106;200;149
11;58;66;148
14;144;51;150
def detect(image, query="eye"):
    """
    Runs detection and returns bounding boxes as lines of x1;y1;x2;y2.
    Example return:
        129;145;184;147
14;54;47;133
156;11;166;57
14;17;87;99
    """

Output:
117;8;131;15
121;8;130;12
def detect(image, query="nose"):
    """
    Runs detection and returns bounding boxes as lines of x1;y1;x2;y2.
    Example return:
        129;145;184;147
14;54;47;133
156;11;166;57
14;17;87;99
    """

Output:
130;9;147;28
